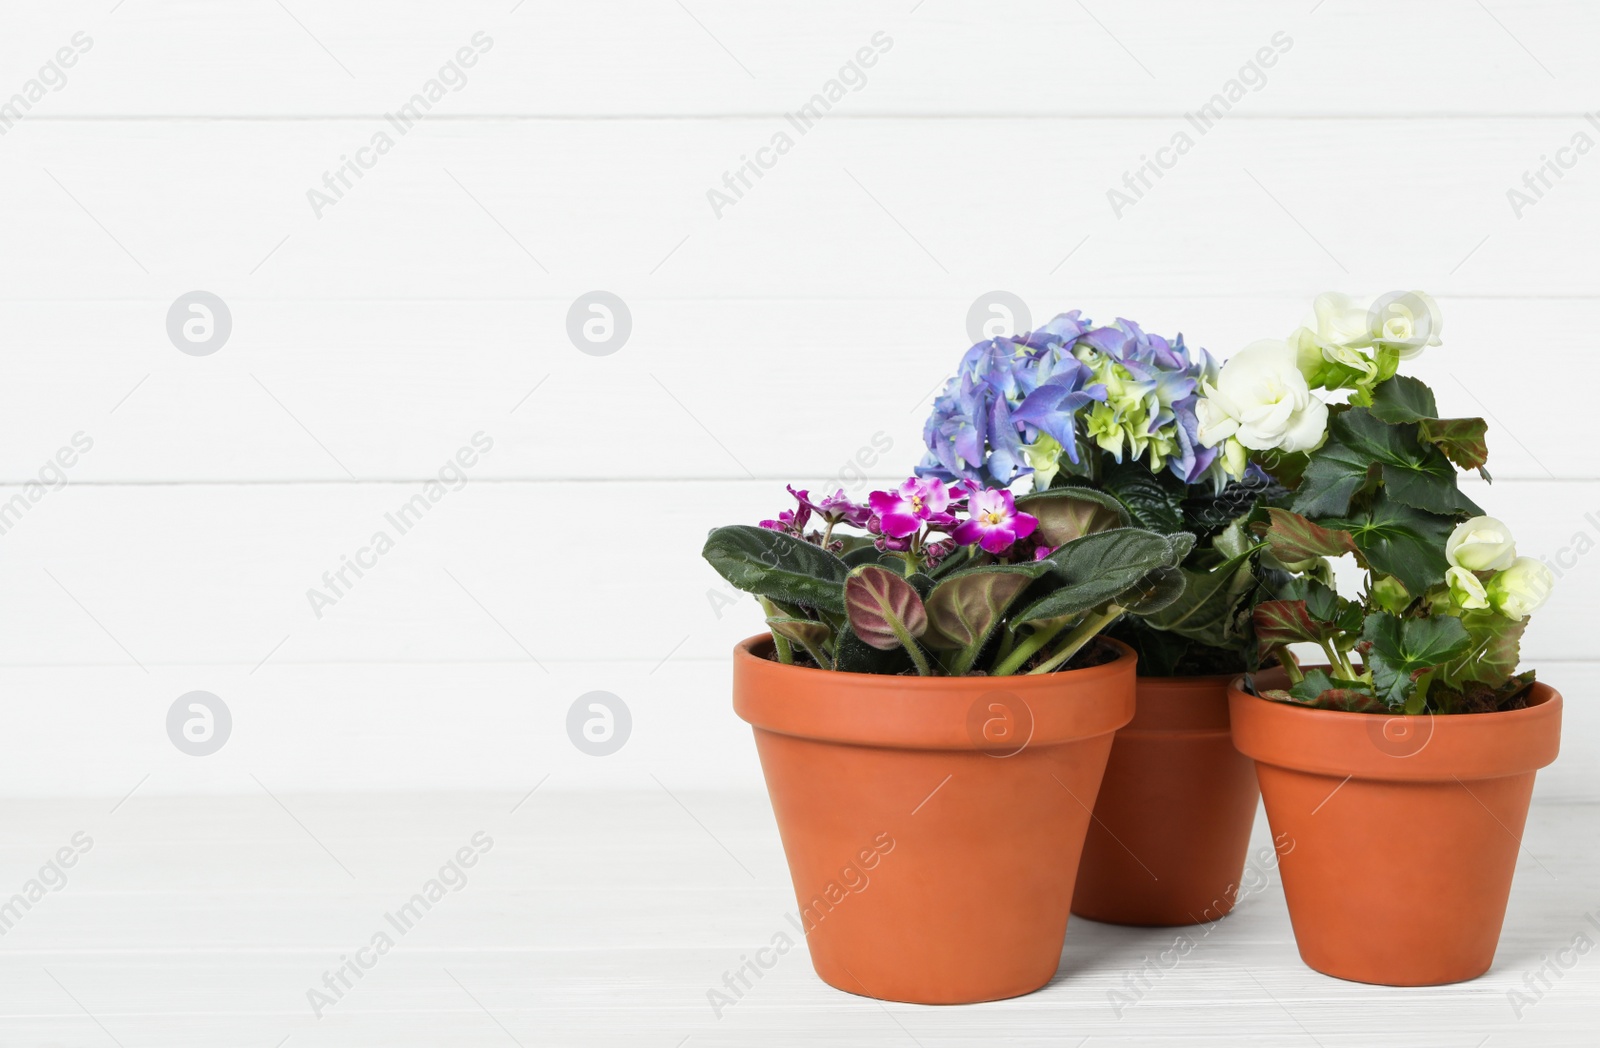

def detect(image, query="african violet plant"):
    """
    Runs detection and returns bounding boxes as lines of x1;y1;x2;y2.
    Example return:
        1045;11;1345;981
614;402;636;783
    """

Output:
1195;291;1555;714
915;310;1288;675
701;479;1192;676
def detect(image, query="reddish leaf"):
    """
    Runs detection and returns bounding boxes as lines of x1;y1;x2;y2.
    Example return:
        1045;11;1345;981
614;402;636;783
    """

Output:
1253;599;1338;662
845;565;928;652
1256;508;1357;565
1419;416;1489;472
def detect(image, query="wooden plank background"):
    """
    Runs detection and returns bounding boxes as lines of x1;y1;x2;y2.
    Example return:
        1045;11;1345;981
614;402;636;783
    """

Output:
0;0;1593;800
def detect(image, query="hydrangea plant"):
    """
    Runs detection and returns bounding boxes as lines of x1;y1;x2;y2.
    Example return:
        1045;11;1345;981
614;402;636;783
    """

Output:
916;311;1290;675
1195;291;1554;714
702;479;1192;676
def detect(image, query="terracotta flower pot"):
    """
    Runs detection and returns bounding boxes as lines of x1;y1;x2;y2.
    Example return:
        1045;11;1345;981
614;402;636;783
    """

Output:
1229;669;1562;986
1071;674;1260;926
732;633;1136;1004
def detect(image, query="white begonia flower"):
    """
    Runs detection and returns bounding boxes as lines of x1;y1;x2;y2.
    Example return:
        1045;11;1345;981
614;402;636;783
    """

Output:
1369;290;1443;359
1445;566;1490;610
1487;557;1554;621
1300;291;1444;362
1310;292;1376;349
1194;339;1329;453
1445;516;1517;573
1291;323;1379;385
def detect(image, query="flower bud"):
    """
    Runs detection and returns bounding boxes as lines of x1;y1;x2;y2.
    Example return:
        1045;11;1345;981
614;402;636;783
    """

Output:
1487;557;1554;621
1445;516;1517;573
1370;575;1411;614
1445;566;1489;610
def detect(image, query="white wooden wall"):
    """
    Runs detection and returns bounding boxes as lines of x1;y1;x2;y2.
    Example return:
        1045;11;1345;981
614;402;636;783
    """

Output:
2;0;1596;797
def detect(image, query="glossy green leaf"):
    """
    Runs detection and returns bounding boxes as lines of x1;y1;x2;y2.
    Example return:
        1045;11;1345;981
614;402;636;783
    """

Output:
1293;408;1481;519
1436;609;1527;691
1101;461;1186;533
1284;669;1388;712
1362;612;1473;708
1180;472;1289;538
1324;494;1455;596
1370;376;1490;474
1368;375;1439;423
1419;417;1490;474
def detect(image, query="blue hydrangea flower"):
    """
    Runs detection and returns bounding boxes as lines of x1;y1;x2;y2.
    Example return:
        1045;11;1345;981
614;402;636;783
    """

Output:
918;311;1223;490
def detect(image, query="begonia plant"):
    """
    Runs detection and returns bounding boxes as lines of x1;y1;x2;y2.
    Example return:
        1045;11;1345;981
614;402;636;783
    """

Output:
1196;291;1554;714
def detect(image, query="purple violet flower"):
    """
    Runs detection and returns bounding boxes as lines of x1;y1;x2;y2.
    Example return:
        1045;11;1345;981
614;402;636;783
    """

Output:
794;485;871;528
953;489;1039;554
868;478;959;539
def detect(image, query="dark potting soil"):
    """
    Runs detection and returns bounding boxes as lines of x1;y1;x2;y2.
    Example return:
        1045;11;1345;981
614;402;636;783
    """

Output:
760;636;1121;675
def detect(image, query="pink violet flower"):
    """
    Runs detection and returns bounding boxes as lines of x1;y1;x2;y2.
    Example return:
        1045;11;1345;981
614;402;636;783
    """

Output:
760;487;814;535
801;486;872;527
758;508;804;535
868;477;960;539
924;538;958;568
954;488;1040;554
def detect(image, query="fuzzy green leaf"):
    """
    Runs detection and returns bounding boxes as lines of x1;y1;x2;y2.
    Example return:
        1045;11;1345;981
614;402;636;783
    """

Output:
1140;549;1256;647
1015;487;1130;546
1115;565;1187;615
923;564;1048;674
1015;528;1183;624
702;525;849;613
766;617;833;667
832;625;913;674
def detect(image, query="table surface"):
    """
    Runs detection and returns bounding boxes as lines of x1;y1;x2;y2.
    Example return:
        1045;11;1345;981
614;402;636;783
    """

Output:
1;790;1594;1047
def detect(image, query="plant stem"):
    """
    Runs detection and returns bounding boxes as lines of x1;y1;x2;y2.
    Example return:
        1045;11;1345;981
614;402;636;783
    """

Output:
1029;607;1122;675
1316;640;1342;676
759;598;794;665
893;626;933;677
1278;650;1305;686
993;620;1068;677
995;625;1017;665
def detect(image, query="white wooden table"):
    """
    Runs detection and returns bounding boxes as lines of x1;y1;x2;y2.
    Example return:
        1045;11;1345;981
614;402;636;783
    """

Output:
1;790;1593;1046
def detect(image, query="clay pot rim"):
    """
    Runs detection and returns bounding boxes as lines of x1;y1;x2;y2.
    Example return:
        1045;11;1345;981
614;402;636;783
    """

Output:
1133;671;1241;686
733;633;1137;750
1125;673;1238;734
1228;667;1562;781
